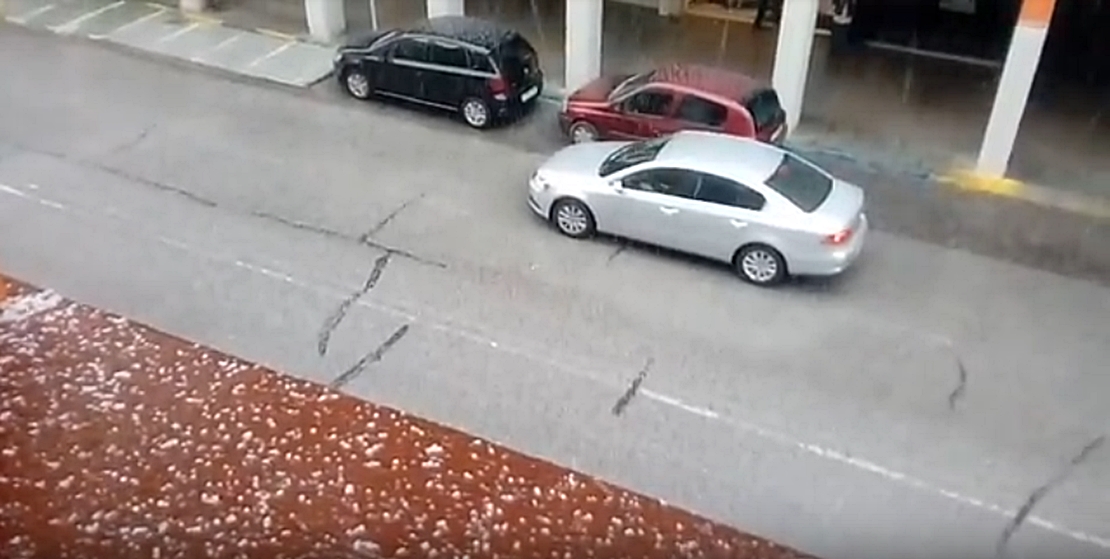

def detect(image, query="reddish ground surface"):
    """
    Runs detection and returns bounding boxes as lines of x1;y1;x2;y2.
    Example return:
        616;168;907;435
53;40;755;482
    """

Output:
0;275;818;559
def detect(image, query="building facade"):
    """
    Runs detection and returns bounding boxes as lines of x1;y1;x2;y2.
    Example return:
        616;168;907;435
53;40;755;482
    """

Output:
189;0;1090;184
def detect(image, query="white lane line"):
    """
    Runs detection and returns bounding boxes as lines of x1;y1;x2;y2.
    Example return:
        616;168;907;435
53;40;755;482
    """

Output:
50;0;123;33
1;180;1108;551
189;33;240;63
6;3;54;24
246;41;294;68
102;6;165;39
154;21;199;45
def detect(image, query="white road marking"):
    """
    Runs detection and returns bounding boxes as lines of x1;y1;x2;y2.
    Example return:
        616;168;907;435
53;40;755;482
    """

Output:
6;3;54;24
154;21;199;45
189;33;240;63
50;0;123;33
103;6;165;39
0;180;1107;550
247;41;294;69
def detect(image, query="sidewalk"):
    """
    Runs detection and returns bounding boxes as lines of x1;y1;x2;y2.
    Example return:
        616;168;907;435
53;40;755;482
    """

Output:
0;275;818;559
2;0;334;87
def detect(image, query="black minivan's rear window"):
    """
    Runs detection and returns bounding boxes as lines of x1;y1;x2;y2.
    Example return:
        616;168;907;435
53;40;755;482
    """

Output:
497;35;539;86
745;89;783;131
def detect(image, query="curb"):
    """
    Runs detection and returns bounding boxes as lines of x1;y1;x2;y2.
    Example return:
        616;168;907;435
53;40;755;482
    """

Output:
937;168;1110;220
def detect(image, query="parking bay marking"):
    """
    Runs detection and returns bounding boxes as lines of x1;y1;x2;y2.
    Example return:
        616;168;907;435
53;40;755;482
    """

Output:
0;180;1107;551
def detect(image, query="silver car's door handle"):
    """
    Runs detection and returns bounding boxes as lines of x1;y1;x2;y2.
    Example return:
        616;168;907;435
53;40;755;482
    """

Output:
730;219;748;228
659;207;679;215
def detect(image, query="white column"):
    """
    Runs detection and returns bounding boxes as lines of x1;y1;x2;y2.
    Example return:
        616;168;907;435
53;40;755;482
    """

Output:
659;0;684;17
305;0;345;43
565;0;603;92
426;0;465;18
771;0;820;135
179;0;207;12
975;0;1056;177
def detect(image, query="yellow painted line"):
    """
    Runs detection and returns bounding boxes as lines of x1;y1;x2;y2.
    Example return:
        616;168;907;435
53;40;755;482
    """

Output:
255;27;297;41
938;169;1025;198
183;11;221;25
144;1;166;9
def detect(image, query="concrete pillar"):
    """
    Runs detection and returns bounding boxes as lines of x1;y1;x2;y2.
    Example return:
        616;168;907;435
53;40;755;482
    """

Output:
771;0;820;135
426;0;465;18
975;0;1057;177
179;0;207;12
659;0;684;17
305;0;345;43
565;0;603;92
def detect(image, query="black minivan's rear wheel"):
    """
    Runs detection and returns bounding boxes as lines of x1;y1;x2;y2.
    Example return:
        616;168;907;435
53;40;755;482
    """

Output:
461;97;492;129
342;67;372;100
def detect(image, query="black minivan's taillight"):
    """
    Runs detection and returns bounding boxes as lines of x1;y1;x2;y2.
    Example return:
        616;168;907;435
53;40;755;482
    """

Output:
489;76;508;99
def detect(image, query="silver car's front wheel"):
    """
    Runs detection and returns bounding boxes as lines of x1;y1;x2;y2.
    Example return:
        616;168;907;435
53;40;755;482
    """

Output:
735;244;786;286
551;199;595;239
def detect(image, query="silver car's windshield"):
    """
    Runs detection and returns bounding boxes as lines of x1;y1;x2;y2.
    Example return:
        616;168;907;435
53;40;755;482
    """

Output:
765;154;833;212
598;136;670;177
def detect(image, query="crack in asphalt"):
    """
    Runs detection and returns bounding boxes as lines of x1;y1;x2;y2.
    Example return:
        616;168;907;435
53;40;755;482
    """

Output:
317;253;392;357
4;141;448;268
329;323;411;389
947;354;968;410
995;435;1106;557
358;194;425;243
606;243;627;264
109;124;156;156
611;357;653;416
251;210;350;241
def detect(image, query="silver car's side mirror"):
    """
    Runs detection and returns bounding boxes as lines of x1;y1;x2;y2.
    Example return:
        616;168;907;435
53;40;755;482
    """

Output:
610;180;624;192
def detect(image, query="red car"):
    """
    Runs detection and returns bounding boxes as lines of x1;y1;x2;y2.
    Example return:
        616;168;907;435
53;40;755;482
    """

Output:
558;64;788;145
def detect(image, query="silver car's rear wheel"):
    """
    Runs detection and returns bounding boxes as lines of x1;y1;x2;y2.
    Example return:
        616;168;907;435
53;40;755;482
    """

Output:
735;244;786;286
551;199;595;239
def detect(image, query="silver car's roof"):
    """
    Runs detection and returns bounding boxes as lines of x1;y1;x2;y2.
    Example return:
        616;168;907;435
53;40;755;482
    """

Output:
655;131;788;185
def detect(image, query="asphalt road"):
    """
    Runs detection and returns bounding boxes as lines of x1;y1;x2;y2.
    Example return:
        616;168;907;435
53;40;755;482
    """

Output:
2;23;1109;559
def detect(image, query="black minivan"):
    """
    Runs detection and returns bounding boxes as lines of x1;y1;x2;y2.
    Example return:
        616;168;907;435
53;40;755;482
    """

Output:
334;16;544;129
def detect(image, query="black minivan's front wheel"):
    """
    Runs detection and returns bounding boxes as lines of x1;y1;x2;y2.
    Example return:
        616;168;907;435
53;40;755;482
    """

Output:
461;97;492;129
342;68;372;100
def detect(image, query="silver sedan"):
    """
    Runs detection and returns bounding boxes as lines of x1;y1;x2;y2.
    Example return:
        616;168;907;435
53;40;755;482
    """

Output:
527;130;868;286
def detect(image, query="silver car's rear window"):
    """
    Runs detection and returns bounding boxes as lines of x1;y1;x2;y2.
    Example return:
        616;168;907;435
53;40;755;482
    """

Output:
765;154;833;212
598;137;670;177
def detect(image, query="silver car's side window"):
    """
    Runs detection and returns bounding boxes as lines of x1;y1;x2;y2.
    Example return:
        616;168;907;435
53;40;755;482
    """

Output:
694;173;766;211
622;168;699;199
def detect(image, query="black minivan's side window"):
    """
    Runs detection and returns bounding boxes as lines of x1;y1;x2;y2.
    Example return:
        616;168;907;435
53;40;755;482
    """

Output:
468;51;495;73
696;174;766;211
427;41;469;69
622;168;699;199
392;39;428;62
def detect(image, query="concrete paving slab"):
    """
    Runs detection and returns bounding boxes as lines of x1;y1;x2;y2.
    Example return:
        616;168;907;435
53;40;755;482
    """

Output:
249;40;335;87
151;20;238;59
102;4;175;46
13;0;108;30
2;0;55;22
198;31;289;74
77;0;157;38
46;0;123;34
